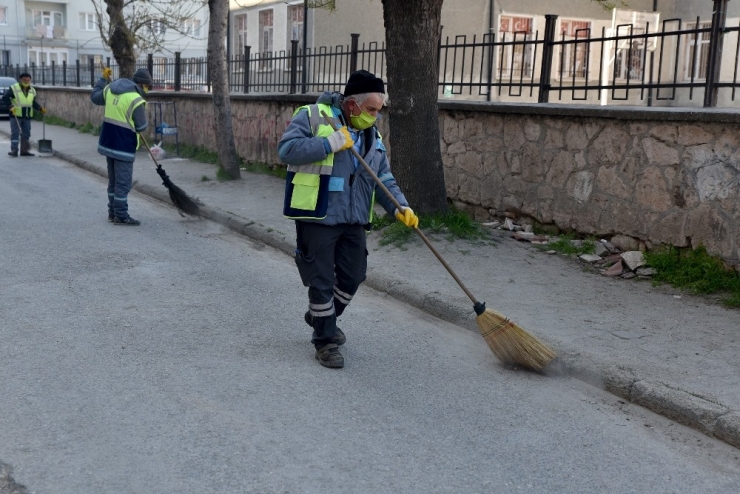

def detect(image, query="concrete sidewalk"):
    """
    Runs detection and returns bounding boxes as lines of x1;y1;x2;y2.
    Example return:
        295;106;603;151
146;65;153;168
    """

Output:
4;121;740;450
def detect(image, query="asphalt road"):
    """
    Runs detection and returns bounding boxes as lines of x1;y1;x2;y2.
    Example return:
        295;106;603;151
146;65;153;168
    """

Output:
1;145;740;493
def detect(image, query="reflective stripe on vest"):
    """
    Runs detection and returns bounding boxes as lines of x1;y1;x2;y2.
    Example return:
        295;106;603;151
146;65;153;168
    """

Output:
10;83;36;118
284;103;338;219
103;86;145;148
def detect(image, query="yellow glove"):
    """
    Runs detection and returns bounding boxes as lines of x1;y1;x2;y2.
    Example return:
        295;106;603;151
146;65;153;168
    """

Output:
40;107;47;114
325;126;354;153
395;207;419;228
102;67;112;81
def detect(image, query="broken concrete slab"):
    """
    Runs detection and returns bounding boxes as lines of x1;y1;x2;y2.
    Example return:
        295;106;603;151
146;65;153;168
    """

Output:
621;251;647;271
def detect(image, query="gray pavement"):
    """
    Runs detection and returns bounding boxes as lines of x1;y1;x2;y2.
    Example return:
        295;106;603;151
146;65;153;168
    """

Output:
3;119;740;450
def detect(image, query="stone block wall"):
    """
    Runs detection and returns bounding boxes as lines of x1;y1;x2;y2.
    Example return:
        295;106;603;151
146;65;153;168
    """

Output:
440;103;740;265
37;87;740;265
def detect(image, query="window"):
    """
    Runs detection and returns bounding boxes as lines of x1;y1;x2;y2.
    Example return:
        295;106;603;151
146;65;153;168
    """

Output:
2;50;10;65
182;18;201;37
79;13;96;31
150;19;167;36
288;5;304;45
613;25;645;81
259;9;273;69
287;5;304;68
559;19;591;79
685;21;711;81
497;15;534;79
79;54;103;70
0;7;8;26
182;57;205;78
234;14;247;56
28;47;67;66
33;10;63;26
32;10;63;38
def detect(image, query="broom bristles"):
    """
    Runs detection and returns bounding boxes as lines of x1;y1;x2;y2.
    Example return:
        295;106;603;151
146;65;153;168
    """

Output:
476;308;556;372
166;182;201;217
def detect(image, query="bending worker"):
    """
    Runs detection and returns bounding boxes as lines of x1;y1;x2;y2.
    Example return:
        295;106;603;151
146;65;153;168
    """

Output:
90;67;153;226
2;72;46;157
278;69;419;369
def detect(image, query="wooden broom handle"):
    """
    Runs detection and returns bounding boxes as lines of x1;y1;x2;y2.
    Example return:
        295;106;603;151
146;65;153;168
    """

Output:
320;110;479;304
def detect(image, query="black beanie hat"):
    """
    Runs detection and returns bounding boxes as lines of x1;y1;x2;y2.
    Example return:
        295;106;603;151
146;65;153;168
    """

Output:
132;68;153;86
343;70;384;97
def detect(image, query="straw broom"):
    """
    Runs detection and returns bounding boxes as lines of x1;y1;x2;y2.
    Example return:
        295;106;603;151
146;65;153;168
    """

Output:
321;111;556;371
139;132;201;217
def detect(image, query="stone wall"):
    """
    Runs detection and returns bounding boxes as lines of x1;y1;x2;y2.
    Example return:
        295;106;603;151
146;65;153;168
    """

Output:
440;102;740;265
37;87;740;265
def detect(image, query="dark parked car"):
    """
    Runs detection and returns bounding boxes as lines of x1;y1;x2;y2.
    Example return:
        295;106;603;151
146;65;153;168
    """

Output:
0;76;17;118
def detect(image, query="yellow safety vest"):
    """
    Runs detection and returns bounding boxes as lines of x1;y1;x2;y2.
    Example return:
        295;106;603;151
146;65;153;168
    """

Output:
10;83;37;118
285;103;337;218
103;86;146;149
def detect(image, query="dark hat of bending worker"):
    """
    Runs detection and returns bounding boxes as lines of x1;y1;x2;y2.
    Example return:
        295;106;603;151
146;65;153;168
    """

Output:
132;68;153;86
343;70;385;96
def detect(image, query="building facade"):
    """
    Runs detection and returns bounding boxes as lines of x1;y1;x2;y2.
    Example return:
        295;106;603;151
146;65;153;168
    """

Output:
0;0;209;70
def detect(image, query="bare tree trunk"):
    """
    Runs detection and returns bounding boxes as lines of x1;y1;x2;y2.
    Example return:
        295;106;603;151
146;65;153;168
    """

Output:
381;0;447;215
104;0;136;77
207;0;241;179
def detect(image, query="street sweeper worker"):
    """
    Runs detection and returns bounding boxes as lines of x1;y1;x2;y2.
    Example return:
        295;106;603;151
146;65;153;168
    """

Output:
278;69;419;369
90;67;153;226
3;72;46;157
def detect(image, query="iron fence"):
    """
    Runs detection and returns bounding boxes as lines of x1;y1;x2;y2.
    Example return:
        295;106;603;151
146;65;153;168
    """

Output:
3;0;740;107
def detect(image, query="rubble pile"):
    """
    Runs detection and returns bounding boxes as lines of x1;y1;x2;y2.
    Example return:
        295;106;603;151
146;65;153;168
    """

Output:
482;216;657;281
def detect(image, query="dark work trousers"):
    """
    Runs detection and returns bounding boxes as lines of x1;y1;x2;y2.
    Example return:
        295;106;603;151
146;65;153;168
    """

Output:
294;221;368;348
106;157;135;220
9;117;32;153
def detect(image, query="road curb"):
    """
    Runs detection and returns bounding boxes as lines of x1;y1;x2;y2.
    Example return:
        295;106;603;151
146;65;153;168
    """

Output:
10;129;739;451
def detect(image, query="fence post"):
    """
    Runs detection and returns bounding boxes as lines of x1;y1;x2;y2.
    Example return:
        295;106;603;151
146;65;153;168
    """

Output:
350;33;359;73
76;60;80;87
538;14;558;103
244;46;251;93
89;58;94;87
704;0;729;107
63;60;67;86
147;54;154;83
41;62;46;85
174;52;181;91
290;39;299;94
51;61;55;86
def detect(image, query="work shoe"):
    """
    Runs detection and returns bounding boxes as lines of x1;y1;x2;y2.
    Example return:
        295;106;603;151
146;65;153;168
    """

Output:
315;343;344;369
304;311;346;345
113;216;141;226
8;151;17;157
108;214;114;222
20;152;35;156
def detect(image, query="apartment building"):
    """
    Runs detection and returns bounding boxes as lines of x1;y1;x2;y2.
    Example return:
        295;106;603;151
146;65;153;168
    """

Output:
224;0;740;106
228;0;308;61
0;0;209;69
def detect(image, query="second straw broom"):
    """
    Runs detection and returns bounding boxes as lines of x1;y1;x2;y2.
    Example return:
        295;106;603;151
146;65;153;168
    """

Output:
321;111;556;371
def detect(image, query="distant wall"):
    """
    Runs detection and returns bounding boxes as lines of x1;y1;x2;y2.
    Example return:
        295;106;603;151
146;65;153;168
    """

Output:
38;87;740;266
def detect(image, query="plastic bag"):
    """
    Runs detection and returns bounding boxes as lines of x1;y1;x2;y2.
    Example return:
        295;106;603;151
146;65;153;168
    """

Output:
149;141;167;160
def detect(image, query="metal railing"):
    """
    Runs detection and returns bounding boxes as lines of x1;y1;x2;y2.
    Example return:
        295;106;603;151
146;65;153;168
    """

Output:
3;0;740;107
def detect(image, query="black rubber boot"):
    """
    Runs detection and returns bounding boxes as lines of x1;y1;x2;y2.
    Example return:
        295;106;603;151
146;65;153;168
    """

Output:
8;151;17;157
315;343;344;369
305;311;346;345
